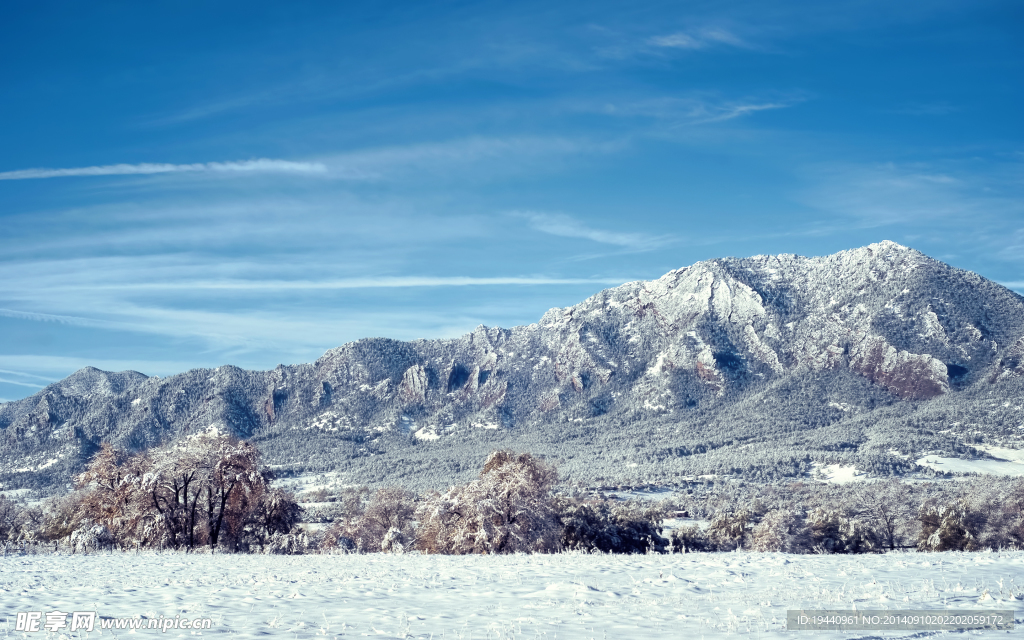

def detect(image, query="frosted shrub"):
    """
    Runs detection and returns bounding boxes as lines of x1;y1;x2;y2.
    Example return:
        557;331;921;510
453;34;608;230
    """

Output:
670;525;712;552
69;523;113;554
808;508;878;553
358;487;417;551
856;478;915;551
707;510;752;551
240;488;304;552
381;527;406;553
555;497;668;554
751;509;810;553
0;494;20;542
918;499;983;551
317;486;415;553
264;532;309;555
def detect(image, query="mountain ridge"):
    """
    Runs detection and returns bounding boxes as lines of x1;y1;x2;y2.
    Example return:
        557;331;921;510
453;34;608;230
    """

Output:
3;241;1024;491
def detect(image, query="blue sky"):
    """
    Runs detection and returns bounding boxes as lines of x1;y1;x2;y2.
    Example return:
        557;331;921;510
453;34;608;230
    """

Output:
1;0;1022;401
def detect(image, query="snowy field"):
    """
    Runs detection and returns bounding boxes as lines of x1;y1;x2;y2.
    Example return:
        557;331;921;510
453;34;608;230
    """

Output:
2;551;1022;639
915;446;1024;478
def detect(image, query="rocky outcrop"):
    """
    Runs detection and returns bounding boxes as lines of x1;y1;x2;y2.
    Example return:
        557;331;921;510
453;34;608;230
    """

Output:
848;335;949;399
399;365;429;404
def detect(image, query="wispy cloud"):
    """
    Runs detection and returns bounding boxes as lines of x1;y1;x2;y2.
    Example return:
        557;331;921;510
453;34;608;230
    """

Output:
648;28;751;51
0;307;110;328
0;377;45;389
325;136;614;182
884;102;959;116
0;368;58;382
73;276;630;291
515;211;673;251
0;159;328;181
592;94;802;125
0;252;635;354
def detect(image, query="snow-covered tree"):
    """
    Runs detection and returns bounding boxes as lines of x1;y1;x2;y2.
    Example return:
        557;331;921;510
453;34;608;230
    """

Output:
918;498;983;551
0;494;21;541
707;510;753;551
671;524;712;552
750;509;810;553
65;429;299;552
807;507;878;553
143;428;267;550
238;487;304;552
416;451;560;554
358;487;417;551
74;443;151;546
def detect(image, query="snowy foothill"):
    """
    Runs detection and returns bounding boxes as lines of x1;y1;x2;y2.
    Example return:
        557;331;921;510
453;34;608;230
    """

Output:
2;551;1022;639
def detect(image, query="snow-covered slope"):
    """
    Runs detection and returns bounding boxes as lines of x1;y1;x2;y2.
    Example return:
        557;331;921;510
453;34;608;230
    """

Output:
3;242;1024;490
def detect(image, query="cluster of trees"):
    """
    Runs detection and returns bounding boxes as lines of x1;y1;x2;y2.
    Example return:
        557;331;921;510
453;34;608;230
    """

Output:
4;438;1024;556
1;429;301;553
313;451;668;555
0;444;673;555
668;476;1024;554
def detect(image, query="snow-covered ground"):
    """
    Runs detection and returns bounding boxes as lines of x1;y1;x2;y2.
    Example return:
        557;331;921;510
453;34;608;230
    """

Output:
2;551;1022;638
810;463;867;483
917;454;1024;477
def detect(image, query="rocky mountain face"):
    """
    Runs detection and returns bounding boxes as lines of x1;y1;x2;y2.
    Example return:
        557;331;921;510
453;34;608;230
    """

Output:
3;241;1024;491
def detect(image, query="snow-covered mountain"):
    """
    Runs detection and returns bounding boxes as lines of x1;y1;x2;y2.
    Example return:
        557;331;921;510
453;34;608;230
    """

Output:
4;241;1024;491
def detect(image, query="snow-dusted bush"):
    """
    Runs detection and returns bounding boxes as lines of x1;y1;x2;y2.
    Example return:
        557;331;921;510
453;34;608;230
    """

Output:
238;487;304;552
317;486;416;553
751;509;810;553
0;494;20;542
381;527;406;554
807;508;878;553
358;487;417;551
556;496;667;554
670;525;712;552
264;532;309;555
707;510;753;551
855;478;917;551
918;499;983;551
68;523;113;554
416;451;560;554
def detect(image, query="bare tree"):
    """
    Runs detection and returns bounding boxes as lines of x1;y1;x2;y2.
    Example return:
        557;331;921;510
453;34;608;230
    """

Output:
355;487;417;551
240;487;303;552
75;443;152;545
0;494;21;541
856;478;915;551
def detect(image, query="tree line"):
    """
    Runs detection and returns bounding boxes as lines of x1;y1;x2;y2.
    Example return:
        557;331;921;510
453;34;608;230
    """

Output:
2;434;1024;555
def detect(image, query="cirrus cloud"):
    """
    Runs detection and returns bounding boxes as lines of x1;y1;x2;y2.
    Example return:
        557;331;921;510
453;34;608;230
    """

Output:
0;158;328;181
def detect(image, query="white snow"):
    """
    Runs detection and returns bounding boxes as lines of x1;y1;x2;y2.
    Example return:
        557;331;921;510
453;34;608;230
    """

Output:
413;427;439;441
917;454;1024;477
811;463;865;483
1;551;1021;638
975;445;1024;464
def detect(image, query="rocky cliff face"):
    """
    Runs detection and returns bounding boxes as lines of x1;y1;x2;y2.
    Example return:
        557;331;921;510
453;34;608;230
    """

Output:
3;241;1024;490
